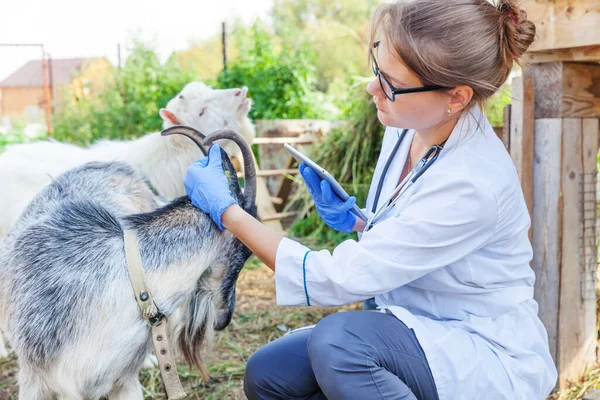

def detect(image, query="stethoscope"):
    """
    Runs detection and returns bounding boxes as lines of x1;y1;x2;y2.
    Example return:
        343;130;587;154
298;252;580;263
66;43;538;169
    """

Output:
364;129;447;232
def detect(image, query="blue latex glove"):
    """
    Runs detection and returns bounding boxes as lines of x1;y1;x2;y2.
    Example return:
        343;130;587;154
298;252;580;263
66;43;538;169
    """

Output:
184;145;238;230
299;163;357;233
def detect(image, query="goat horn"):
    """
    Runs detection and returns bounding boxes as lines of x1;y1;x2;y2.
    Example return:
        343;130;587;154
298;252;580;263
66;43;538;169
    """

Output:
160;125;208;156
203;129;256;206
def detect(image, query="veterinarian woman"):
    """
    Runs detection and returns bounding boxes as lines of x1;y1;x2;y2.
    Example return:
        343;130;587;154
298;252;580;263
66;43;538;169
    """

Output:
184;0;557;398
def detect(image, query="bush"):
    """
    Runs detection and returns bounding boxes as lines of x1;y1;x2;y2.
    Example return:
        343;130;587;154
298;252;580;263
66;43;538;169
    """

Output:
484;83;511;127
0;119;46;149
52;40;195;146
0;130;44;148
215;23;337;120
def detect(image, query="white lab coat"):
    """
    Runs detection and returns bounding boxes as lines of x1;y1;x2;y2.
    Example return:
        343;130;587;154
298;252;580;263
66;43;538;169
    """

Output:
275;106;558;399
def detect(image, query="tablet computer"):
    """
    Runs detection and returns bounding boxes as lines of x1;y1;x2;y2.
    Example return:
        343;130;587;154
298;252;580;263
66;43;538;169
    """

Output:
284;143;367;222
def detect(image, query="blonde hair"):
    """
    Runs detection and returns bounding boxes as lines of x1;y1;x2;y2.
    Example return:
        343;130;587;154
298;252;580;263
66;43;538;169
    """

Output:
370;0;536;107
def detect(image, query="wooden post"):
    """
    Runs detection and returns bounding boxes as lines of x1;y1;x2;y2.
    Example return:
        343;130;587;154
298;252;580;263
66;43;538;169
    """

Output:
532;118;562;366
41;46;52;134
510;76;535;229
254;157;284;233
522;0;600;54
525;62;600;388
501;104;511;151
117;43;122;70
222;22;227;71
558;119;594;386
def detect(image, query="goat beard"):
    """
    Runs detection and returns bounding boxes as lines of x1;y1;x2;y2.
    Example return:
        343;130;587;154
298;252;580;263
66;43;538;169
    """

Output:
177;293;216;382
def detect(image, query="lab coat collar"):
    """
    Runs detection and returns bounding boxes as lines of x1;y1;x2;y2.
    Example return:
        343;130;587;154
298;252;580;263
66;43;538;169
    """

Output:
439;104;485;156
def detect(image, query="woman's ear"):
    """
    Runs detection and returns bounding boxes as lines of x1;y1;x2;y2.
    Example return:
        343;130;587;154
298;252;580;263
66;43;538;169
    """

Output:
447;85;474;114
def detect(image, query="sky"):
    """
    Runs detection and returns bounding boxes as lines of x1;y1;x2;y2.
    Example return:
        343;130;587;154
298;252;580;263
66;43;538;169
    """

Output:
0;0;273;81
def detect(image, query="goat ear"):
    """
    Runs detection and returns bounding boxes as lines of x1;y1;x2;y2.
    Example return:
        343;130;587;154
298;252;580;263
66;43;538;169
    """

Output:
159;109;181;125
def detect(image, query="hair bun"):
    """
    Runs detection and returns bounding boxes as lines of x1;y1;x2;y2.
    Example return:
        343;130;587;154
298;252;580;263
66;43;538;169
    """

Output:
498;0;536;66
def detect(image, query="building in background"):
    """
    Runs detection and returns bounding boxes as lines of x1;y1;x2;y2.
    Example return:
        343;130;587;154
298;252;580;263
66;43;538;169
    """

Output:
0;57;111;125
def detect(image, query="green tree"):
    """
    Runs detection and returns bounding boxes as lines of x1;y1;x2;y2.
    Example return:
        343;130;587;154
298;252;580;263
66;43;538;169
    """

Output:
272;0;377;34
215;22;335;120
272;0;378;93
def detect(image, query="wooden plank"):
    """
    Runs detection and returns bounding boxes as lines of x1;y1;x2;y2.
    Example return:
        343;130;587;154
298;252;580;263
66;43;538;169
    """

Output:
561;63;600;118
253;137;315;145
581;118;599;369
510;76;535;223
558;118;590;387
501;104;511;151
523;0;600;52
524;63;600;119
275;156;298;213
493;126;502;140
261;211;298;222
270;197;284;205
532;119;563;367
237;169;299;178
253;155;283;232
524;63;563;119
510;78;524;180
257;169;298;178
524;45;600;63
256;176;283;231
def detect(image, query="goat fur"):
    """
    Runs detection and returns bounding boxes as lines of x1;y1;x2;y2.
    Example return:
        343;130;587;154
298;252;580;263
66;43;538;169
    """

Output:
0;129;256;399
0;82;255;360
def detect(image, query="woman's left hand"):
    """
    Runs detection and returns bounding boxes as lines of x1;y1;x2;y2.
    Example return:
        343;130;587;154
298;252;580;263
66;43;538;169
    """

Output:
184;145;238;230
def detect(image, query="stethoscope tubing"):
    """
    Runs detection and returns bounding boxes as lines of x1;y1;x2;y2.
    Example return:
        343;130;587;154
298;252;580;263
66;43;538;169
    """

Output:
365;129;445;232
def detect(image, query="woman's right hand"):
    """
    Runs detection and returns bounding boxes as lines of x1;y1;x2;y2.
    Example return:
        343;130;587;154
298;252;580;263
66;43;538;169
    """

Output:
299;164;357;233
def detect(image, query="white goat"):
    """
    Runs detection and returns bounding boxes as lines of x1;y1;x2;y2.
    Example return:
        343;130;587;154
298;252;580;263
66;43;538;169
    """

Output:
0;82;254;360
0;81;254;238
0;128;257;399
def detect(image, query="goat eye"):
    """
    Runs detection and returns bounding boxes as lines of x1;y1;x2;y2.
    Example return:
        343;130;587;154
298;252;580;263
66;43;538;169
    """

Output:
199;107;207;117
179;95;185;99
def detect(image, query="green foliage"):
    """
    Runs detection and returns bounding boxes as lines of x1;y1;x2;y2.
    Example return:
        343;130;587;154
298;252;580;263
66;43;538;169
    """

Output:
272;0;377;33
484;82;512;127
215;22;336;120
0;130;44;149
51;40;195;146
0;119;46;149
272;0;377;94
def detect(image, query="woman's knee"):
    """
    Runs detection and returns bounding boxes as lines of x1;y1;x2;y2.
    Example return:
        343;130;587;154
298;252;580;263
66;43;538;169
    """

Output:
244;329;316;400
308;312;367;368
243;346;272;399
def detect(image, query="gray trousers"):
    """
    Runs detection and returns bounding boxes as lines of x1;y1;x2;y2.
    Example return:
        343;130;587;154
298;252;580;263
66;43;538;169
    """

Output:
244;311;439;400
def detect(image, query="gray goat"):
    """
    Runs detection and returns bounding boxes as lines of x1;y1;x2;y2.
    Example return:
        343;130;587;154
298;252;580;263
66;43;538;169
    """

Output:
0;128;256;400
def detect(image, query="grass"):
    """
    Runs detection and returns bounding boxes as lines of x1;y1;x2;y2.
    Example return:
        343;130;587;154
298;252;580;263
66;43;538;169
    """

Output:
549;365;600;400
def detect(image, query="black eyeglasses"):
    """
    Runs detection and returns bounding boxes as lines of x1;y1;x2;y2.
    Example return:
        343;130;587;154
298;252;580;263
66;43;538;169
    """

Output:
370;41;448;102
